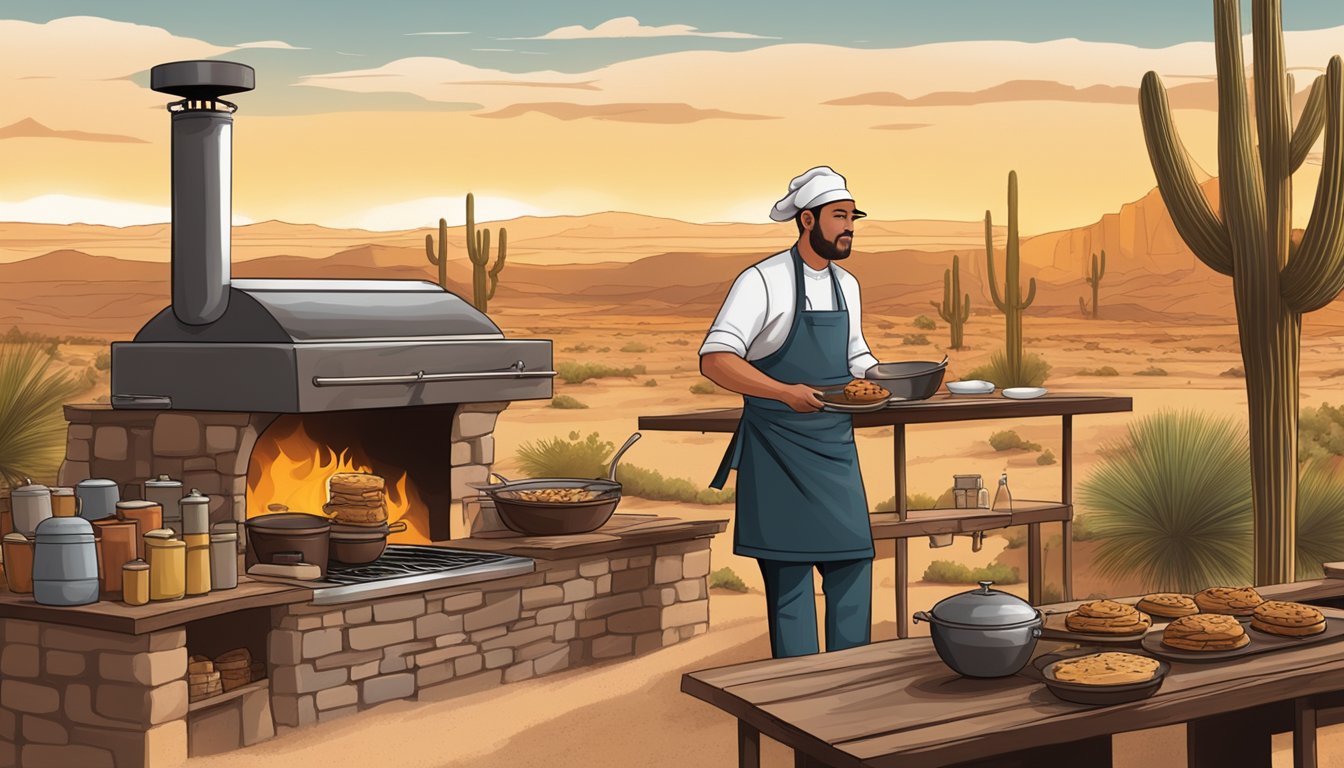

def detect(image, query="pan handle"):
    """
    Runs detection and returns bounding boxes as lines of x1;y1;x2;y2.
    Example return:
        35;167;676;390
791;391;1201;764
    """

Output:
273;551;304;565
490;472;511;485
608;433;642;481
387;521;408;534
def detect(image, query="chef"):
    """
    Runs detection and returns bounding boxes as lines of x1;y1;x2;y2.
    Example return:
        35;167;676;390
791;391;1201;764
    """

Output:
700;166;877;658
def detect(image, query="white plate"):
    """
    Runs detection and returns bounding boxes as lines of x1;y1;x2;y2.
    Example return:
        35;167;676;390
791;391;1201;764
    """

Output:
820;396;893;413
946;380;996;395
1003;387;1048;400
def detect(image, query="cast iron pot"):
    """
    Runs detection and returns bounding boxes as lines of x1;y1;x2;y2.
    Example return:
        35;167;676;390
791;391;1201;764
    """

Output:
912;580;1043;678
329;520;408;564
865;356;948;401
245;513;331;577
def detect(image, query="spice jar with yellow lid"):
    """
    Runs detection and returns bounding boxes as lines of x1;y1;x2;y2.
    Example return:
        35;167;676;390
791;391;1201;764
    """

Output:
122;559;150;606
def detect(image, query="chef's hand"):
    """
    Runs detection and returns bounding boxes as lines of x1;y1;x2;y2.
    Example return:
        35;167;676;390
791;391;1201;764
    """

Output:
777;384;824;413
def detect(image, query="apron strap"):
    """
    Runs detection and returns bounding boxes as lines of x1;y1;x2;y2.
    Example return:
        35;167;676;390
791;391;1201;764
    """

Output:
710;428;741;490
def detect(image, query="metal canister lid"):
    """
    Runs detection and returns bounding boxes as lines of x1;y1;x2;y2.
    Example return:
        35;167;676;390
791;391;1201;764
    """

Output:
76;478;118;488
180;489;209;506
33;516;95;539
11;478;50;497
143;528;177;540
145;475;182;489
123;558;150;571
210;524;238;542
117;500;161;510
3;532;31;543
51;486;74;497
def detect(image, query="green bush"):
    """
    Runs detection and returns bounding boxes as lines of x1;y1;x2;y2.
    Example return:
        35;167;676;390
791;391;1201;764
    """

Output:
877;320;895;330
1300;402;1344;463
689;380;718;395
912;315;937;331
964;349;1050;388
873;492;938;513
643;379;658;387
94;352;111;371
1072;514;1104;542
561;344;594;353
999;528;1027;549
1041;583;1064;604
709;567;749;592
1036;449;1056;465
615;464;735;505
902;334;931;346
514;432;734;504
922;560;1021;585
0;344;87;486
556;361;647;384
620;342;653;354
989;430;1041;452
668;338;691;346
1135;366;1168;376
1077;366;1119;376
550;395;588;409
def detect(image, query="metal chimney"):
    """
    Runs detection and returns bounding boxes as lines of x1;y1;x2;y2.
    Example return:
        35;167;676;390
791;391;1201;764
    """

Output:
150;60;255;326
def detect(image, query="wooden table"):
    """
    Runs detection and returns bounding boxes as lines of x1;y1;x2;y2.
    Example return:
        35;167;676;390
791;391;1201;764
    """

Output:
682;580;1344;768
639;394;1133;636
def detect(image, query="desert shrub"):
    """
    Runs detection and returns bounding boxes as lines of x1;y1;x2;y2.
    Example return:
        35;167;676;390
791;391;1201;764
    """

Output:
1072;514;1103;542
989;430;1041;452
1135;366;1168;376
689;380;718;395
620;342;653;354
877;320;895;330
999;528;1027;549
1077;366;1119;376
598;347;611;353
643;379;658;387
0;344;87;486
668;338;691;346
709;567;749;592
550;395;588;409
1299;402;1344;463
912;315;937;331
1220;366;1245;378
1036;449;1056;465
964;349;1050;388
561;344;593;353
922;560;1021;585
556;361;647;384
514;432;734;504
1041;583;1064;604
615;464;735;504
94;352;111;371
872;492;938;513
902;334;931;346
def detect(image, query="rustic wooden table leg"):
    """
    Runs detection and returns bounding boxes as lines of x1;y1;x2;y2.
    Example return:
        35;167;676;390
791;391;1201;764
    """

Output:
895;538;909;639
1027;523;1042;605
794;751;830;768
1297;697;1319;768
1188;708;1274;768
739;720;761;768
894;424;907;522
944;734;1111;767
1061;414;1073;601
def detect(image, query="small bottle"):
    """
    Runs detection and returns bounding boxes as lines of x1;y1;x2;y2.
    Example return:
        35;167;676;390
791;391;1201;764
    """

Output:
992;472;1013;513
977;486;990;509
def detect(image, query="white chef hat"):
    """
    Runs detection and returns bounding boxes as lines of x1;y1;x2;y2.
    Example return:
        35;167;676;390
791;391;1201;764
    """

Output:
769;166;866;222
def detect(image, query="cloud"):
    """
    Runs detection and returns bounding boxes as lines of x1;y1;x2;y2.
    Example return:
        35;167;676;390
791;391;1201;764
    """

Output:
472;48;515;53
474;102;778;123
0;118;147;143
506;16;778;41
871;123;931;131
0;194;253;227
405;31;470;36
235;40;310;50
333;195;554;231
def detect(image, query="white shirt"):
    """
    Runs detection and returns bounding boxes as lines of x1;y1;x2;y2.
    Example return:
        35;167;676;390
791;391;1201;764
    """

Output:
699;249;878;378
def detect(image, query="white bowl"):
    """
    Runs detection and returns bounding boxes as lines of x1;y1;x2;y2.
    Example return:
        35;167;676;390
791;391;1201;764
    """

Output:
1002;387;1048;400
946;380;995;395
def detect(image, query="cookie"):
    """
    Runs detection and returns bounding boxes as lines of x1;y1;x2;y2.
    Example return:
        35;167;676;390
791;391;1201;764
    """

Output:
1250;618;1326;637
1193;586;1264;616
1074;599;1139;620
1162;613;1248;651
1051;652;1161;686
1162;633;1250;652
1065;611;1153;635
1252;600;1325;628
329;473;385;492
843;379;889;403
1135;593;1199;619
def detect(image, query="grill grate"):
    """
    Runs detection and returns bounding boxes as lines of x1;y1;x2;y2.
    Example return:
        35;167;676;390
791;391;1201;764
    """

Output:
321;544;517;586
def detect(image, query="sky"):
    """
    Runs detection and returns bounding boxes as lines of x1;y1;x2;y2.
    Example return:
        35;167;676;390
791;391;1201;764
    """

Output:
1;1;1343;231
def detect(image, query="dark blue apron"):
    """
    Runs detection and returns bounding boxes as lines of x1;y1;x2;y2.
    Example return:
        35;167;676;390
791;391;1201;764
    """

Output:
710;247;874;562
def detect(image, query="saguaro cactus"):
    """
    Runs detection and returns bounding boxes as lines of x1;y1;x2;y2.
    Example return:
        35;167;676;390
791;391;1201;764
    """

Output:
985;171;1036;381
424;218;450;290
1084;250;1106;319
1139;0;1344;584
930;254;970;349
465;192;508;313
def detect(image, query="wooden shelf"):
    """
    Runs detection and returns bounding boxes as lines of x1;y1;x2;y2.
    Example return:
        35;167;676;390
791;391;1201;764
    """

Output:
188;677;268;714
869;500;1071;539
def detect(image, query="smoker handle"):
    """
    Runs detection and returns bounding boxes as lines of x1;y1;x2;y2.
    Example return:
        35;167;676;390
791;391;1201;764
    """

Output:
311;361;557;388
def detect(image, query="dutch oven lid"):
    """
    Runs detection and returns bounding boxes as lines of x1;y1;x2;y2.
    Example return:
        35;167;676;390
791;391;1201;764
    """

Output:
146;475;182;488
926;581;1039;628
34;516;94;537
246;512;331;533
76;478;118;488
12;478;50;497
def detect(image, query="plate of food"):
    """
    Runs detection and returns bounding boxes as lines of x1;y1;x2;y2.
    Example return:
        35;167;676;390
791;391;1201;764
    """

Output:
1035;649;1169;705
1003;387;1048;400
819;379;892;413
1139;599;1343;662
1040;599;1153;644
946;380;996;395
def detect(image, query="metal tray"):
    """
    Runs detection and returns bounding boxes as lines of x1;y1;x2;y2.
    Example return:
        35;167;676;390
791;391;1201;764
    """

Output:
1040;612;1152;645
1033;649;1170;706
819;394;892;413
1139;616;1344;662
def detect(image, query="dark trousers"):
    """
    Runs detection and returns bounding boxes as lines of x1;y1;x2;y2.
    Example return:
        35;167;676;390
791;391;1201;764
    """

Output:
757;558;872;658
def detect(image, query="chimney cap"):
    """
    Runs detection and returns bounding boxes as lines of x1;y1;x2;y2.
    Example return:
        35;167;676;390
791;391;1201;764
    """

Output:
151;60;254;101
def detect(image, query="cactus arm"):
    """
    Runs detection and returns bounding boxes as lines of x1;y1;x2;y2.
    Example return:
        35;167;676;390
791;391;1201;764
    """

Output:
1291;74;1328;173
1283;56;1344;313
984;211;1007;310
1139;72;1235;276
1098;250;1106;280
960;293;970;321
487;228;507;300
1020;276;1037;309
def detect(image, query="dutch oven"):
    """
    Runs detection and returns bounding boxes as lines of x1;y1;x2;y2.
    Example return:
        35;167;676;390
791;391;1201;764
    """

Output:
865;355;948;401
912;580;1043;678
329;520;408;564
244;513;331;577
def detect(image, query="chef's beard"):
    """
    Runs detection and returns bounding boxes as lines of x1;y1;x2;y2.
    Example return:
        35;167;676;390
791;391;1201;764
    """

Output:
811;225;854;261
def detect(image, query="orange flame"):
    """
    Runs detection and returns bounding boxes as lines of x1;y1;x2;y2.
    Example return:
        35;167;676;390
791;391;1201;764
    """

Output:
246;418;428;543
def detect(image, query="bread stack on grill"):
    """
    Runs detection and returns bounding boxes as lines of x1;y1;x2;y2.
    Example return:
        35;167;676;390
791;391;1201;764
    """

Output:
324;473;387;526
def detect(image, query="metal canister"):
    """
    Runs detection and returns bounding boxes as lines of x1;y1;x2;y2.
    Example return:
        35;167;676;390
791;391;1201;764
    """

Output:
116;501;163;559
51;487;77;517
122;559;150;606
145;475;184;536
143;528;185;601
184;533;211;596
2;533;34;593
75;478;119;522
180;489;211;536
210;524;238;591
10;479;53;536
31;516;99;606
92;519;139;594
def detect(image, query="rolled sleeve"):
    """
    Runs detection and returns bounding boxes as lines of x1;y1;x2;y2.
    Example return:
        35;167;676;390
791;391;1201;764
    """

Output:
699;267;768;359
842;274;878;378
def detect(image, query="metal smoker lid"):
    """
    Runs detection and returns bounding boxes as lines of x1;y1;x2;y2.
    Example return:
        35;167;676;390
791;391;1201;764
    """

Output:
11;479;50;497
925;581;1039;628
146;475;183;489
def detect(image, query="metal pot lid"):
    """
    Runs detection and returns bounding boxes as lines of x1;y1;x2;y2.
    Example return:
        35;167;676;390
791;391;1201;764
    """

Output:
11;478;50;497
180;489;210;506
145;475;182;488
245;512;331;532
925;581;1039;628
34;516;95;537
117;500;160;509
76;478;118;488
